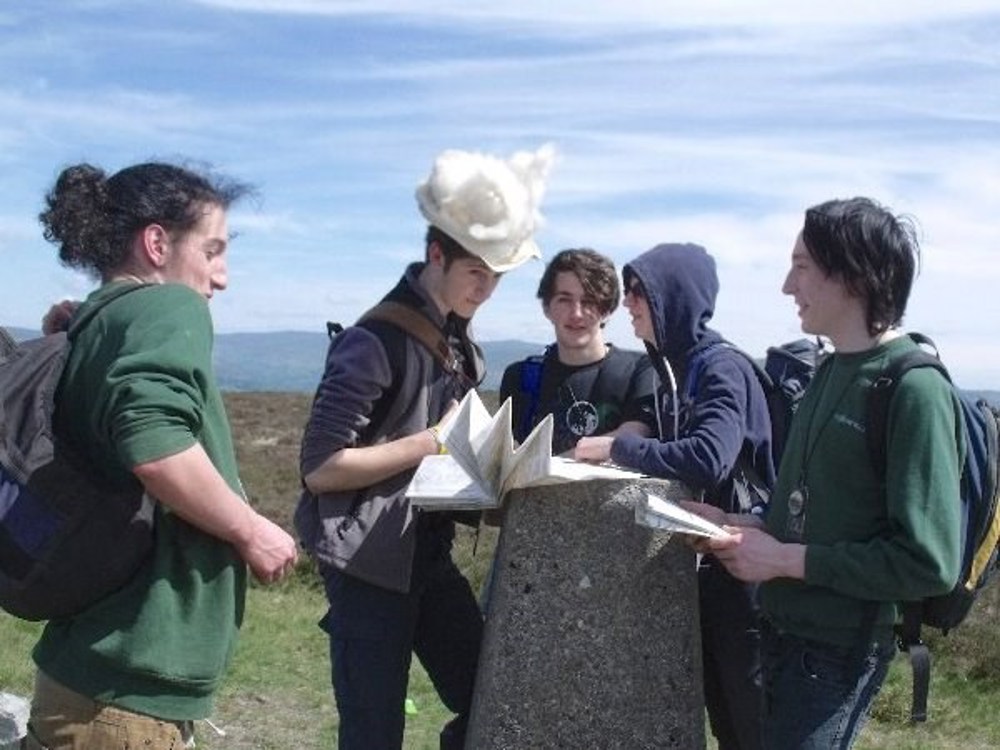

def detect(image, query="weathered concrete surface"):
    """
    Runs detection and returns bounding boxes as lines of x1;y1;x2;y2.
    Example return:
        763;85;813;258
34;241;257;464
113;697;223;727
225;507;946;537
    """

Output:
467;478;704;750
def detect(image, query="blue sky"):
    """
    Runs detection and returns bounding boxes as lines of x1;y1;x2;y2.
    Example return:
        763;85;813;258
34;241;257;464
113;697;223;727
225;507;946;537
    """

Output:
2;1;998;387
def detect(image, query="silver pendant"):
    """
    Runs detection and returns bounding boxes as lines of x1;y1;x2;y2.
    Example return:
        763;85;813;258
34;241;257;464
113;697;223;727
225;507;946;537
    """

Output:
788;487;807;516
786;485;808;541
565;399;600;437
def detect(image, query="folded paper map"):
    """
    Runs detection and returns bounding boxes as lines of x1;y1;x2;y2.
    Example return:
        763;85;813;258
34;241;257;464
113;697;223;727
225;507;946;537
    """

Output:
635;492;730;538
407;390;643;510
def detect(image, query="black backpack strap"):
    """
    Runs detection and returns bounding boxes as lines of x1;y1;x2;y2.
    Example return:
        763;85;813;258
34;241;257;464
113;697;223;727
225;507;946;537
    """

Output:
865;333;951;723
901;603;931;722
590;346;638;405
866;336;951;479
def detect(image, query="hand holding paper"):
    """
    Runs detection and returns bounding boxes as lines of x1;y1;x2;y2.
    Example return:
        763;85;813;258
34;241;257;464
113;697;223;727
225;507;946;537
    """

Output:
635;493;730;538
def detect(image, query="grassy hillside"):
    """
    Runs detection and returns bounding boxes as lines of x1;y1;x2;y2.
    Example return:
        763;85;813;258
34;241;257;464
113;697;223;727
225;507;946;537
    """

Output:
2;391;999;749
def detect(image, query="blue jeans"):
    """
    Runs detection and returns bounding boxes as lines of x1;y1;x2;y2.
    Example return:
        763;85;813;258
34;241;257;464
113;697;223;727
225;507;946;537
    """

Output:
759;619;895;750
320;528;483;750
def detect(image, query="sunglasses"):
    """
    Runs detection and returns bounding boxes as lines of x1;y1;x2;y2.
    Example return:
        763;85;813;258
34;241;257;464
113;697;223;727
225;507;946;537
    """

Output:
625;279;645;300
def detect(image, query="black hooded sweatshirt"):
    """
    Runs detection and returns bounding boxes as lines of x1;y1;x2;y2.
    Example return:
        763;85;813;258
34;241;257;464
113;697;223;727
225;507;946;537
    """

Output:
610;243;775;509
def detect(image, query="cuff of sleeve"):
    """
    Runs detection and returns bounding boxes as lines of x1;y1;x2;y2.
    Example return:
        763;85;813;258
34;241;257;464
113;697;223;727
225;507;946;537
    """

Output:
121;432;197;469
609;431;641;467
803;544;828;586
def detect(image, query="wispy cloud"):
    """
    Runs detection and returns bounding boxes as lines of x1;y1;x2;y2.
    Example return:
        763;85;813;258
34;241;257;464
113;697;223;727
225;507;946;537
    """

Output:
2;1;999;385
189;0;1000;30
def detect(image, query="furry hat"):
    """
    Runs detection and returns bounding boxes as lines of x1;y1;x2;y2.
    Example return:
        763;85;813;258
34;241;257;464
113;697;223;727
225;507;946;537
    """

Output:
415;144;555;272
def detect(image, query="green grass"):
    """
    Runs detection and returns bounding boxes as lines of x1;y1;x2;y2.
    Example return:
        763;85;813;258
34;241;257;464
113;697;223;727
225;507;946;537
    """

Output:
6;539;1000;749
0;529;496;749
4;392;1000;748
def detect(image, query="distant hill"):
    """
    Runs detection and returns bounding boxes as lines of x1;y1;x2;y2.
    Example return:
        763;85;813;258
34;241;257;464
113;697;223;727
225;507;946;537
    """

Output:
4;327;36;343
213;333;545;392
6;325;998;400
213;331;328;393
4;326;543;392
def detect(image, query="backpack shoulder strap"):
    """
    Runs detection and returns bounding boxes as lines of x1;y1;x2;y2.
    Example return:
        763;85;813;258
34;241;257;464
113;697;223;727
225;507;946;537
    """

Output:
1;283;155;478
591;346;640;401
866;335;951;478
864;333;964;723
516;352;547;440
358;300;473;390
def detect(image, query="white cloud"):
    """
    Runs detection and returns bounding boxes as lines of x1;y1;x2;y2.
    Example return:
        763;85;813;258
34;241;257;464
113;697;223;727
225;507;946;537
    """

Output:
189;0;1000;30
1;1;998;387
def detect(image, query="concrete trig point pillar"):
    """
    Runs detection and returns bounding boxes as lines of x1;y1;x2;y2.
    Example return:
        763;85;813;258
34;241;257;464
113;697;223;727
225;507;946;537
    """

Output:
467;478;704;749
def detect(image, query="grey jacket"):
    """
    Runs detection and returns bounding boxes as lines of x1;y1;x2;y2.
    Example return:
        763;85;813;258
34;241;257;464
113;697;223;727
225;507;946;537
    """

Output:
294;263;484;593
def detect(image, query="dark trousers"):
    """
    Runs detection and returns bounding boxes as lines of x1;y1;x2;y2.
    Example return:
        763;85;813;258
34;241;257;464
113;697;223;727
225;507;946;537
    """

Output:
320;533;483;750
699;560;764;750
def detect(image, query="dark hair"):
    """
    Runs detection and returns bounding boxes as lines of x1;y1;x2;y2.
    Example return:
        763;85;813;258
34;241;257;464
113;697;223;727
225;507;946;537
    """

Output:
424;225;480;271
39;161;252;278
801;197;920;336
536;248;620;317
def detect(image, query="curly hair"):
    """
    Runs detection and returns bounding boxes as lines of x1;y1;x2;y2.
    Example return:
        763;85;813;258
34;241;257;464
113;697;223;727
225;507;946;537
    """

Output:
536;248;620;318
39;161;252;278
802;197;920;336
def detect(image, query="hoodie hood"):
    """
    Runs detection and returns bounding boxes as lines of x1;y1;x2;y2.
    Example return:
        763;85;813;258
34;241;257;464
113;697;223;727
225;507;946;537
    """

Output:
623;242;722;364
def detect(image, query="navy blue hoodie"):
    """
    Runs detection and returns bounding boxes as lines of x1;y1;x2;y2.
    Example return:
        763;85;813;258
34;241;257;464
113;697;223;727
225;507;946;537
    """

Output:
610;243;775;508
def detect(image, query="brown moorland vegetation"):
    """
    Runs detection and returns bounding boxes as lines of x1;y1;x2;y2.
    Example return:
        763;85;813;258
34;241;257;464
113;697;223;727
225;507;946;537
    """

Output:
224;391;1000;750
2;391;998;749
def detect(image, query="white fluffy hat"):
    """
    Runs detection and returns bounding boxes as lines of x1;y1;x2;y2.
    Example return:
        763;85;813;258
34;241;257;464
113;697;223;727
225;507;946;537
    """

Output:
416;143;556;272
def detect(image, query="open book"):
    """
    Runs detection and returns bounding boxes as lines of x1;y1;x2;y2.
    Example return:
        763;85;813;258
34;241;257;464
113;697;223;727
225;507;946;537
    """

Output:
407;390;644;510
635;493;730;538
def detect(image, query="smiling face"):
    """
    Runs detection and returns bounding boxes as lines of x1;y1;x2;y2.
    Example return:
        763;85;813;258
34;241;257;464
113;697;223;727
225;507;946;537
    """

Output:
782;231;863;342
623;276;655;345
543;270;606;359
158;203;230;299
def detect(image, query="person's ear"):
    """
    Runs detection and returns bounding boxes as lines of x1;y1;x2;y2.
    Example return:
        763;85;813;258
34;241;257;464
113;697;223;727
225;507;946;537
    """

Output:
427;240;446;269
141;224;171;268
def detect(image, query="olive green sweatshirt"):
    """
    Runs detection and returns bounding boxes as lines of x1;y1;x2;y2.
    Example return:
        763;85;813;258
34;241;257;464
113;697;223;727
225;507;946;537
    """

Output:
760;336;963;647
33;282;246;720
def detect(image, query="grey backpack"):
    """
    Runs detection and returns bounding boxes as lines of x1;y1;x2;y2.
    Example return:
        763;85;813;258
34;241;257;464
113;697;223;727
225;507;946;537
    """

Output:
0;286;156;620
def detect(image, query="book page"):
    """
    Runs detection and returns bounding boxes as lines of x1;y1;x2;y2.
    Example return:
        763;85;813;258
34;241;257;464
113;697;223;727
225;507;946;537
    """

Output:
413;390;653;509
636;493;730;538
406;454;495;509
469;397;516;498
499;412;555;493
436;390;493;488
441;392;533;500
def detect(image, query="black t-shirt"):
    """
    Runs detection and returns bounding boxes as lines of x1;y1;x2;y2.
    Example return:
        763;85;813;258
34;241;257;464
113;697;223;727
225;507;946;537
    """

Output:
499;345;656;455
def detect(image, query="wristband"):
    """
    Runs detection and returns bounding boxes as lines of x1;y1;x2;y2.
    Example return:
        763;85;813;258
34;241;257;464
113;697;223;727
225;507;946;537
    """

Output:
428;425;448;454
